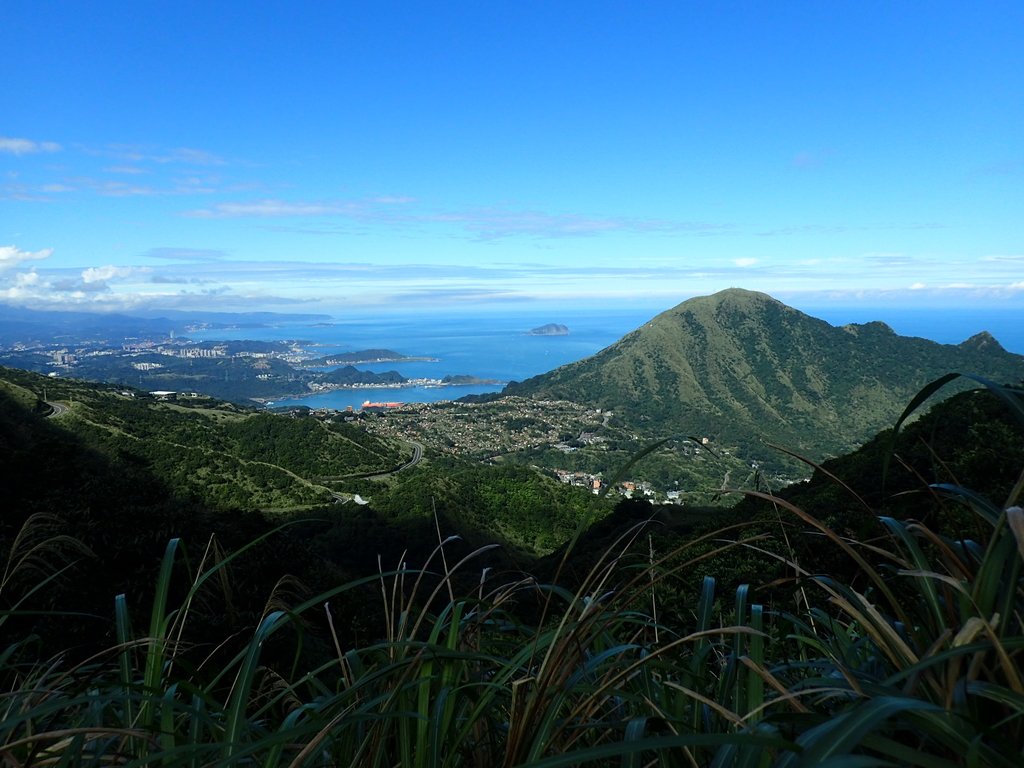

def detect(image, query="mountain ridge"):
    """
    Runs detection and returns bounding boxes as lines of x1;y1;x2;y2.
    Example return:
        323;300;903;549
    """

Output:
503;289;1024;464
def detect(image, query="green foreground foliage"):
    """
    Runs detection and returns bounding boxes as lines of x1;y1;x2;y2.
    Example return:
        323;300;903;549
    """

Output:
2;376;1023;765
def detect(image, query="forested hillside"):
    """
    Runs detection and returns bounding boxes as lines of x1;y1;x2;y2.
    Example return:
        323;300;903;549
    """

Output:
0;366;603;655
0;367;406;511
548;380;1024;602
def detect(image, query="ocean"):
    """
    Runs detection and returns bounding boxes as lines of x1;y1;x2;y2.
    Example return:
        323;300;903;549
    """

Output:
186;304;1024;410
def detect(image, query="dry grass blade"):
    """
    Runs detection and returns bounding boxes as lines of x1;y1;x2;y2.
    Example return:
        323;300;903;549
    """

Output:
0;513;90;599
1006;506;1024;561
744;489;909;627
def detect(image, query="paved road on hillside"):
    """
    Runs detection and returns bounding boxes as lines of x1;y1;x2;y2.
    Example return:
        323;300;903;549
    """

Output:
45;401;69;418
365;439;423;479
322;439;424;483
326;439;425;504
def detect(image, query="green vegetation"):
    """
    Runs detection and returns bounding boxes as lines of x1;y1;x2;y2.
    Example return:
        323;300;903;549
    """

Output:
59;352;311;402
5;293;1024;768
0;366;406;512
0;365;603;650
362;397;758;505
2;376;1022;765
373;459;596;555
505;288;1024;472
222;412;405;478
318;364;404;386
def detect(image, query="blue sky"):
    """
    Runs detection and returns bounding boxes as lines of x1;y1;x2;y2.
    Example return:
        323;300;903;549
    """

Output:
2;1;1022;315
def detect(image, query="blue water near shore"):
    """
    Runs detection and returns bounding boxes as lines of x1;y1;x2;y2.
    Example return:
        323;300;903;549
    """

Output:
188;309;653;409
186;305;1024;411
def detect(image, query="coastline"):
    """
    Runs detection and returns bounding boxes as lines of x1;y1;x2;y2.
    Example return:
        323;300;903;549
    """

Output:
297;355;440;367
256;375;505;405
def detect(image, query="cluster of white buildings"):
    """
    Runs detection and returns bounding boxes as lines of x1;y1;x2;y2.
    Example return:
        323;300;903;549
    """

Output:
552;469;657;499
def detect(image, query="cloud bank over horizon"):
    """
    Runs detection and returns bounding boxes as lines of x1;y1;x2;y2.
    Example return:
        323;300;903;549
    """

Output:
3;243;1023;315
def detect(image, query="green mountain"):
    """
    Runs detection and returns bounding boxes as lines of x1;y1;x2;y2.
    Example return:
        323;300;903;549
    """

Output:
504;288;1024;465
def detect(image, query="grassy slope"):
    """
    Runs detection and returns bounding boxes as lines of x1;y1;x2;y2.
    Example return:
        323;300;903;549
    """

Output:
506;288;1024;467
0;366;408;512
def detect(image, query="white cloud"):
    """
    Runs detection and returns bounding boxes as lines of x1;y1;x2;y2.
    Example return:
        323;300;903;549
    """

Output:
0;268;46;300
909;282;927;290
0;137;61;155
14;270;40;287
734;258;758;267
93;181;158;197
162;147;225;166
0;245;52;270
103;165;146;175
184;199;360;218
95;144;226;166
81;265;137;283
182;198;730;239
142;247;229;261
421;208;727;239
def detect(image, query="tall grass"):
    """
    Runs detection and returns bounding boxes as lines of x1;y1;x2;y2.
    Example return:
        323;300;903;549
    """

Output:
1;377;1021;766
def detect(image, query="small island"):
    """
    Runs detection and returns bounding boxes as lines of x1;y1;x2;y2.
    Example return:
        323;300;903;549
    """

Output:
527;323;569;336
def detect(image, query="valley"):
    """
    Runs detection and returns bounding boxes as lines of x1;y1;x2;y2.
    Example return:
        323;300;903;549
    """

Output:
357;395;764;504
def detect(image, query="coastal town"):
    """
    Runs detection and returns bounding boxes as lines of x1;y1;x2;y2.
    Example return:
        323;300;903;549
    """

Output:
0;335;499;403
347;395;743;504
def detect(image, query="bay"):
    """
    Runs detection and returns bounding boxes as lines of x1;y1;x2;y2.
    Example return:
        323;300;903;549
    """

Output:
187;309;653;409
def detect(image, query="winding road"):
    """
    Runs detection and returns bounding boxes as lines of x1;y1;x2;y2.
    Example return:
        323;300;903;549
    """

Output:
361;439;423;479
326;439;424;504
320;438;425;483
45;401;69;418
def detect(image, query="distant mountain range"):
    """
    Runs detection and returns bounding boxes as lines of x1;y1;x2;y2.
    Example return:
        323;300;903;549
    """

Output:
0;305;331;345
504;289;1024;462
